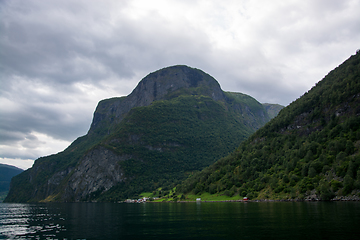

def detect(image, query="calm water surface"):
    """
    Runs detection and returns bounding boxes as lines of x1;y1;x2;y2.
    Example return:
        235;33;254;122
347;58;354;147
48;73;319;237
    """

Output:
0;201;359;239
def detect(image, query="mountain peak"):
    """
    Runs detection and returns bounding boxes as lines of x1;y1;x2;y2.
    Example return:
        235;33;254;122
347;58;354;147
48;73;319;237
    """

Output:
130;65;225;103
5;64;282;203
89;65;225;134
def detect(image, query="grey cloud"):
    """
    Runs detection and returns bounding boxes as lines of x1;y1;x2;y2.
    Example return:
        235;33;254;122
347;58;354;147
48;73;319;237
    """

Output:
1;1;211;88
1;151;37;161
21;135;45;150
1;0;360;168
0;78;92;144
0;129;24;145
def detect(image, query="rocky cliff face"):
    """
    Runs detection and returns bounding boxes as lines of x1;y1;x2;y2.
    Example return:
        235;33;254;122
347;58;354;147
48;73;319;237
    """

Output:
5;65;283;203
89;65;226;135
62;147;131;201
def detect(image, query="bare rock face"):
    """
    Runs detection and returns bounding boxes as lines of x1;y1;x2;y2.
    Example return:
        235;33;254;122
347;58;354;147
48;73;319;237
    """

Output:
62;147;131;201
128;65;225;105
45;168;74;198
88;65;225;134
4;64;282;203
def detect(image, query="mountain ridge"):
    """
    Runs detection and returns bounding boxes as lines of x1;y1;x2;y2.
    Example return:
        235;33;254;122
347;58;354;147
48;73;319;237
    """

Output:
177;52;360;201
5;65;282;203
88;65;226;136
0;163;23;201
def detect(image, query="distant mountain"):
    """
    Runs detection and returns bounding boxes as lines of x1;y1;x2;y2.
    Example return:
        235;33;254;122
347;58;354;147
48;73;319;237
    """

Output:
177;52;360;201
262;103;284;119
5;65;282;203
0;164;23;195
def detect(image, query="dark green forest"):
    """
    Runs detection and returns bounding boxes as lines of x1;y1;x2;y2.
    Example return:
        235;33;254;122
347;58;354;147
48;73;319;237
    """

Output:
5;65;278;202
177;52;360;201
93;94;257;201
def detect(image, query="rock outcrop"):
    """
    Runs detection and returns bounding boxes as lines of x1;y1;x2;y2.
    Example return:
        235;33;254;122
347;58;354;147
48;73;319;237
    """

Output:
62;147;131;201
5;65;283;203
88;65;225;135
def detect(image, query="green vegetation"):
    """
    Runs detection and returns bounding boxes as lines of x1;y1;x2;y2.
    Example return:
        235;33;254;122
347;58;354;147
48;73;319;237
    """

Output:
177;52;360;201
5;65;278;203
8;51;359;203
4;132;109;202
94;94;255;202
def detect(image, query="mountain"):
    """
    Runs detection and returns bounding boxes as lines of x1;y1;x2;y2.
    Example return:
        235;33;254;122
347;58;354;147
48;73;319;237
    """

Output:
0;164;23;192
5;65;282;203
177;52;360;201
0;164;23;201
262;103;284;119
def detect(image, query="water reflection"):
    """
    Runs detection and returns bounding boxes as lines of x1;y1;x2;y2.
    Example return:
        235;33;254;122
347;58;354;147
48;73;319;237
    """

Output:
0;203;66;238
0;202;359;239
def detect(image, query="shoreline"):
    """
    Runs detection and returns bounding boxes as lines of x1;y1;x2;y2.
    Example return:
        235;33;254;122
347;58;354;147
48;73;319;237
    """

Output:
149;197;360;203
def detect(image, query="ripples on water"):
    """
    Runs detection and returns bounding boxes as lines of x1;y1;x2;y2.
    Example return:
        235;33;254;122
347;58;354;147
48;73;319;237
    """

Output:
0;202;359;239
0;203;66;239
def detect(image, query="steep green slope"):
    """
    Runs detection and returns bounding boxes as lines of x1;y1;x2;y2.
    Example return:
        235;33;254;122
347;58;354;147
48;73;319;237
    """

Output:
177;52;360;200
5;65;281;203
95;95;253;201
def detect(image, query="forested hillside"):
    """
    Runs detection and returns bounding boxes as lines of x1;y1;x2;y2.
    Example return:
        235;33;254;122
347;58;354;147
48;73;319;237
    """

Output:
5;65;281;203
177;52;360;201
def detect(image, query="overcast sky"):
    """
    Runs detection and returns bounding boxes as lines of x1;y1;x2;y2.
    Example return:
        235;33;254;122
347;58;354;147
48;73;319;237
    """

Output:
1;0;359;170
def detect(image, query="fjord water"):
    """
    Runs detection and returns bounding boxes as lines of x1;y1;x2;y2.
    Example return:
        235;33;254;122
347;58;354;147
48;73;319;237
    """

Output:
0;202;359;239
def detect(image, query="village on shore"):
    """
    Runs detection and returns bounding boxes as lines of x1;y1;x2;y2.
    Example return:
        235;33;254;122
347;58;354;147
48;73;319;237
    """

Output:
122;195;360;203
124;197;250;203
